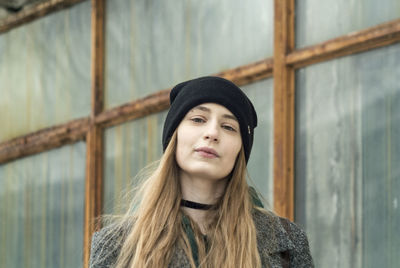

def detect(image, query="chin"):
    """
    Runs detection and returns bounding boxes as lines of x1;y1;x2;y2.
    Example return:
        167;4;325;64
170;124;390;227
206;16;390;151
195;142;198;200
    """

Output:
177;157;233;180
182;166;230;181
192;168;231;181
200;172;228;181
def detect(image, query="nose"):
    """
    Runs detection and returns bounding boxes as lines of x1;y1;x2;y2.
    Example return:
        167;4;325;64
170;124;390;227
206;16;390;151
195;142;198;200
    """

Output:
203;121;219;142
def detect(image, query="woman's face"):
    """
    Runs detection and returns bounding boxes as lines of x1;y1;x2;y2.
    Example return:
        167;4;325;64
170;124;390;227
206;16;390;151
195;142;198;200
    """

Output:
175;103;242;181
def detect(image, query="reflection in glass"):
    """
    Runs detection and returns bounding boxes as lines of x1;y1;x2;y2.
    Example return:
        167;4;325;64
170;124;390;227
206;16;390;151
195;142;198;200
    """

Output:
295;44;400;267
0;1;91;143
105;0;273;108
0;142;86;268
296;0;400;48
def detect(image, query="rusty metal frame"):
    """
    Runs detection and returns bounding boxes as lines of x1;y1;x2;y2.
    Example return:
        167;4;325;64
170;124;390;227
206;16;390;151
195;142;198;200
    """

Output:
0;59;274;165
83;0;104;266
287;19;400;68
0;0;86;34
273;0;295;220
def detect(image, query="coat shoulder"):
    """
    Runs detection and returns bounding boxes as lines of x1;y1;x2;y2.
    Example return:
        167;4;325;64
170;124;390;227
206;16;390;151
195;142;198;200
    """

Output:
89;224;125;268
279;216;314;267
253;209;314;267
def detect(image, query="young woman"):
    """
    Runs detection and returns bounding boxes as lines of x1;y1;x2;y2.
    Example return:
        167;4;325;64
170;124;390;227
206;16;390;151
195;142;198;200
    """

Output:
89;76;314;267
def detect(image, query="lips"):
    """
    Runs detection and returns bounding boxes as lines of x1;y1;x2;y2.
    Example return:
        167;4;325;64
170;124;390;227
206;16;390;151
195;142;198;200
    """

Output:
195;147;219;158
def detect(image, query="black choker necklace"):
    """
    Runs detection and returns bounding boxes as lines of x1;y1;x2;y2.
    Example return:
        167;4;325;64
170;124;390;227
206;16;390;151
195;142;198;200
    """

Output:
181;199;214;210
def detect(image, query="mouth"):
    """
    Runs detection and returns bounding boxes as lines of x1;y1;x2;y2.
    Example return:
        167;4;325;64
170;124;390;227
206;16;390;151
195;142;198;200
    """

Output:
195;147;219;158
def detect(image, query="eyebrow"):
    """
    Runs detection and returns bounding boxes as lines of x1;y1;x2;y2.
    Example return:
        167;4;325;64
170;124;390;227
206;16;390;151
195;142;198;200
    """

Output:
191;105;238;122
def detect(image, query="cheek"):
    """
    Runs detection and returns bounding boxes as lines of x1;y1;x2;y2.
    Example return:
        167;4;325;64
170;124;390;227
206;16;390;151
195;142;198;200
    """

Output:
226;139;242;164
175;129;190;163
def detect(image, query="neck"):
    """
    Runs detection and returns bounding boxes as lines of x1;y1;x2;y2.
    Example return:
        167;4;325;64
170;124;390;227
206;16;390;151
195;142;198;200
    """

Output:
181;199;214;210
179;172;228;204
179;172;228;234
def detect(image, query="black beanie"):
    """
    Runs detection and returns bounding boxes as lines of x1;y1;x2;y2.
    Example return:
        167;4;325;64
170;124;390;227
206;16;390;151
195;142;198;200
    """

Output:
162;76;258;163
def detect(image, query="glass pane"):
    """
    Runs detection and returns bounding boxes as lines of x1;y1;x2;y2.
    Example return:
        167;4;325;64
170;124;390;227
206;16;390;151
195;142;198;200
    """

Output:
0;142;86;268
105;0;273;109
0;1;91;143
295;44;400;268
244;79;274;206
103;79;274;214
103;112;167;214
296;0;400;48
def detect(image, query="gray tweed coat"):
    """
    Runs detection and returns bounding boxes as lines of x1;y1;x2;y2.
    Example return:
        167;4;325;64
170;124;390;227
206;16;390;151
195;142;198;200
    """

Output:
89;209;314;267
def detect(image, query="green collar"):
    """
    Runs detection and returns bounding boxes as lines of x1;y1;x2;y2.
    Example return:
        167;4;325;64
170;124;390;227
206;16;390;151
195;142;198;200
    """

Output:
182;214;200;267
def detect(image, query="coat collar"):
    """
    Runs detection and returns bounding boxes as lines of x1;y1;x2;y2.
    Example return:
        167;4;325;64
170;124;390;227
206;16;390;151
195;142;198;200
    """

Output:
253;209;295;255
168;209;295;267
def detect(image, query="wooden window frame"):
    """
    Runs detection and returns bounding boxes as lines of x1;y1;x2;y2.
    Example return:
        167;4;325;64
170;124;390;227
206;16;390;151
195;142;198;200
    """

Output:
0;0;399;266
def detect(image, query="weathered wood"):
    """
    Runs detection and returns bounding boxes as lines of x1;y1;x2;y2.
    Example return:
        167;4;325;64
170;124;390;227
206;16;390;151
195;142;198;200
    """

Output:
83;0;105;267
95;89;171;128
286;18;400;68
0;57;272;164
273;0;295;220
83;125;103;268
0;0;86;34
2;13;398;165
216;58;274;86
96;59;274;129
0;117;89;164
90;0;104;117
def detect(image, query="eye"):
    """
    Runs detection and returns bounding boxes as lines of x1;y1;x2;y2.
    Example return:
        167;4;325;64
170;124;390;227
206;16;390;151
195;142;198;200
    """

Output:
222;125;237;132
190;117;206;123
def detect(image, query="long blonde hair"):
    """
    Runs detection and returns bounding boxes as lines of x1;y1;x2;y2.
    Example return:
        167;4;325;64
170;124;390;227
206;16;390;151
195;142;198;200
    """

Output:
99;131;261;267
